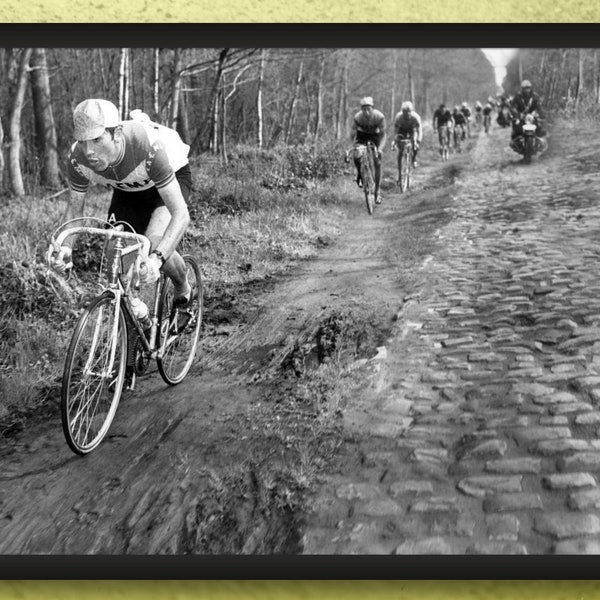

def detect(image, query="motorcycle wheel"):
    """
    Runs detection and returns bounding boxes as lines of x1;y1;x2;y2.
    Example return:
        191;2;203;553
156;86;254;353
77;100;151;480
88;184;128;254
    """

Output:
523;136;534;164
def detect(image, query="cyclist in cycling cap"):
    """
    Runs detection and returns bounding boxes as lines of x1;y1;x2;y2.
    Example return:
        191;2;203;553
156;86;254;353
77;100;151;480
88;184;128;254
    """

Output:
392;100;422;182
52;98;193;308
349;96;386;203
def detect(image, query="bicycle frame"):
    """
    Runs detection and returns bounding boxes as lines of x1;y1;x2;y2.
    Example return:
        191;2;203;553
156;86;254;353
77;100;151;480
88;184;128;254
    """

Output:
48;224;165;359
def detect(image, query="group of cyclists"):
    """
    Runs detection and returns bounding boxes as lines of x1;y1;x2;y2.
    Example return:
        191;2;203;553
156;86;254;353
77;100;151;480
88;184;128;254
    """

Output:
348;79;547;202
49;83;546;299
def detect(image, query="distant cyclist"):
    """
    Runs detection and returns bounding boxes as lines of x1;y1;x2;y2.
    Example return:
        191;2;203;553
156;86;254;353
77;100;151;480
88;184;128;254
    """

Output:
474;101;483;127
349;96;386;203
392;100;422;182
433;103;454;152
460;102;472;137
452;106;468;148
482;101;493;133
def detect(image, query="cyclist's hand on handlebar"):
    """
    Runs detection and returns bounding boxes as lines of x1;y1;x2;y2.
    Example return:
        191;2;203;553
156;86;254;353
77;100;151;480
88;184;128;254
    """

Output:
49;245;73;275
140;253;162;284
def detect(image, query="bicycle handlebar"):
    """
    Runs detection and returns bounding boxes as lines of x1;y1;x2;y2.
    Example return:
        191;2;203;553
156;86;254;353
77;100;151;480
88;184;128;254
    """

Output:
47;225;151;269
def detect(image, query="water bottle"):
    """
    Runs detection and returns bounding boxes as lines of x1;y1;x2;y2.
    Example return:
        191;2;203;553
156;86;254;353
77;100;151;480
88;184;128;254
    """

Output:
131;297;152;331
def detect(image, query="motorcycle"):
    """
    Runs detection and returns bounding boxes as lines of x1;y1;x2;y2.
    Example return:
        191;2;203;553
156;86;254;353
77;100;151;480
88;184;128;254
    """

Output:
510;111;548;164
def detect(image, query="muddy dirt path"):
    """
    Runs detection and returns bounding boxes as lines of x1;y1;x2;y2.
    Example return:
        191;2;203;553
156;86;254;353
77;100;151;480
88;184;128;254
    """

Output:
0;123;530;555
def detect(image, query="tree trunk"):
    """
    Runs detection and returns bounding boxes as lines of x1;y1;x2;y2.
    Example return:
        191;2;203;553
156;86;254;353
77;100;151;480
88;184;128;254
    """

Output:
0;113;5;191
30;48;60;189
390;50;398;122
190;48;229;154
219;79;227;163
284;52;304;144
256;49;265;148
576;48;584;117
153;48;160;119
407;50;415;105
335;50;349;140
118;48;128;119
313;51;325;143
8;48;32;198
169;49;183;130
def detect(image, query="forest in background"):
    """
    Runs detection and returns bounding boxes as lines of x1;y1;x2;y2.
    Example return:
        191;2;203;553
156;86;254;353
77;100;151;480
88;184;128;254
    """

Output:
0;47;597;199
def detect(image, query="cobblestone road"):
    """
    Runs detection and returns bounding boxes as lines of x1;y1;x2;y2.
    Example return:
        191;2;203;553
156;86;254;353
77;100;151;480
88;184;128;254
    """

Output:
303;121;600;554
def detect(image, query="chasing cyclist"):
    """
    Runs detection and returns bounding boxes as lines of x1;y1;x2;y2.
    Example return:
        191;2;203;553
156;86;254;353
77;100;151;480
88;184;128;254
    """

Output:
391;100;422;183
452;106;468;150
460;102;472;137
433;103;454;155
50;98;193;309
349;96;386;203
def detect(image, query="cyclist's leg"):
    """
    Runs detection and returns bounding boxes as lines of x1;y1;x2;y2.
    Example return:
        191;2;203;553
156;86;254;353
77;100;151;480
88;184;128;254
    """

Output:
396;139;403;183
374;150;382;196
412;134;419;166
145;206;190;302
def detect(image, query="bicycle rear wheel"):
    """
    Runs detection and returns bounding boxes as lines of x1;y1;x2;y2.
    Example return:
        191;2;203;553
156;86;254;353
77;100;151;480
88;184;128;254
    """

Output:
61;292;127;455
157;255;203;385
361;148;376;215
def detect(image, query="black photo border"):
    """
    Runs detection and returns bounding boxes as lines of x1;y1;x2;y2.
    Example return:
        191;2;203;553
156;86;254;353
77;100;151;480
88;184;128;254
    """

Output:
1;22;600;579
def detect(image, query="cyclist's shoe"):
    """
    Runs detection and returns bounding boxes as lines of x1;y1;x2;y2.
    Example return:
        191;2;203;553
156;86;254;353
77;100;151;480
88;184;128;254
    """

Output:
169;287;198;335
125;366;136;392
356;175;363;188
375;194;382;205
412;160;418;168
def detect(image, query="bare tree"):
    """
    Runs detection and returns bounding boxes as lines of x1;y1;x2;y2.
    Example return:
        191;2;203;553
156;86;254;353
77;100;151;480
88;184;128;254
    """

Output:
256;49;265;148
284;51;304;144
30;48;60;189
8;48;32;197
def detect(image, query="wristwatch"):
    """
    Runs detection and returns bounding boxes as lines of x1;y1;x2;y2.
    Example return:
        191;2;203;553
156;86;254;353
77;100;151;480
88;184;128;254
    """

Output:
151;249;167;266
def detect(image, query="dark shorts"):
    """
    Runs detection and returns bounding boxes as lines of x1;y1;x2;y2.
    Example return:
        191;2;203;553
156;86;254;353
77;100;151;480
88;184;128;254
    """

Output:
355;131;380;146
107;164;192;234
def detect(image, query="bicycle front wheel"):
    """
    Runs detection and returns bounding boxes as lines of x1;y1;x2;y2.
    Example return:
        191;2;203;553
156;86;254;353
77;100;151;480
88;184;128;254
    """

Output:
361;149;376;215
157;255;203;385
400;146;411;193
61;292;127;455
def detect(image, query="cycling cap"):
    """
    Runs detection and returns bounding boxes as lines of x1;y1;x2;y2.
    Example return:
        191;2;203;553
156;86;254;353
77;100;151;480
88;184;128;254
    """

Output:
73;99;120;141
401;101;413;111
521;79;532;88
360;96;374;107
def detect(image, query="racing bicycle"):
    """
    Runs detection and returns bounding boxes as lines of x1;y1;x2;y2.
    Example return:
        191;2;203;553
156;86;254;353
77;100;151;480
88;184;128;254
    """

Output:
47;218;202;455
393;134;414;193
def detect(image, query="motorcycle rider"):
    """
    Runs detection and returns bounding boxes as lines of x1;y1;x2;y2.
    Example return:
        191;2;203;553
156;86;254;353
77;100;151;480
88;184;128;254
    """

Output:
349;96;386;203
510;79;546;149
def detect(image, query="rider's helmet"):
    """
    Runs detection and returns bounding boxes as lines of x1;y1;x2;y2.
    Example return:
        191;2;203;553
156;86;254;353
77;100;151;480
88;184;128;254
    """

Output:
453;105;460;112
360;96;374;107
475;100;482;107
461;101;468;107
401;101;413;112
